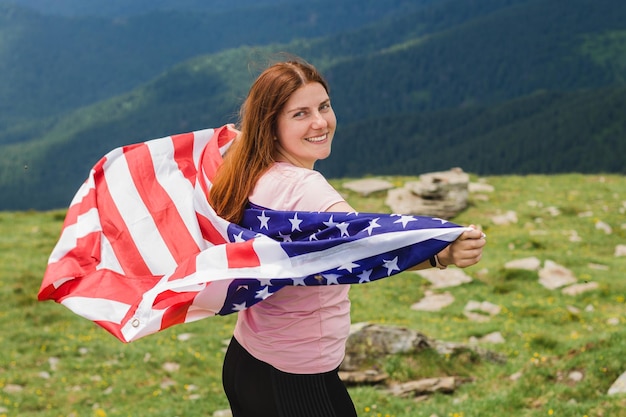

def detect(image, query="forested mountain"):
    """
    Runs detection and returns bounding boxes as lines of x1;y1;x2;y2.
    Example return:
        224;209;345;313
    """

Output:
0;0;624;210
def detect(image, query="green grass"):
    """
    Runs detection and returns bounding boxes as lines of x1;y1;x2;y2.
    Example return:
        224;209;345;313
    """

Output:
1;174;625;417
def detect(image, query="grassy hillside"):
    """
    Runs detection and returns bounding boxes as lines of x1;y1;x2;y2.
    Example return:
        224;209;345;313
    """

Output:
1;173;624;416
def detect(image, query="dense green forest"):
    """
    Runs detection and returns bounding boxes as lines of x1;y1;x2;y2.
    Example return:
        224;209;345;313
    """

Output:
0;0;625;210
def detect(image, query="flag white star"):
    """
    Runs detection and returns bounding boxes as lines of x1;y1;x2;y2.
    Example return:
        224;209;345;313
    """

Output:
232;302;247;312
255;286;272;300
336;222;350;237
323;273;340;285
289;213;303;232
433;217;448;224
277;232;292;242
363;218;381;235
292;277;307;286
232;231;246;242
338;262;359;273
323;215;337;228
358;269;372;283
258;278;273;286
382;256;400;276
308;233;319;241
257;211;270;229
394;215;417;228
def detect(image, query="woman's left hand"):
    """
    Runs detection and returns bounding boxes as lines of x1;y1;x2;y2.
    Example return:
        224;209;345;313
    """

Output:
437;225;486;268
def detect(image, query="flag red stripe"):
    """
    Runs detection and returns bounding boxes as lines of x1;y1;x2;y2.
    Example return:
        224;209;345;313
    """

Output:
124;143;201;265
197;212;227;245
96;172;153;277
172;132;198;185
201;126;234;182
226;240;261;269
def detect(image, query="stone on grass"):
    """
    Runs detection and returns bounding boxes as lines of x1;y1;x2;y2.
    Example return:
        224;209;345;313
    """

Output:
491;210;518;225
342;323;431;371
504;257;541;271
561;282;599;296
615;244;626;257
410;291;455;312
385;168;469;219
213;410;233;417
595;220;612;234
470;332;505;345
568;371;584;382
386;376;471;397
538;260;577;290
608;371;626;395
468;182;494;193
414;268;473;288
342;178;394;196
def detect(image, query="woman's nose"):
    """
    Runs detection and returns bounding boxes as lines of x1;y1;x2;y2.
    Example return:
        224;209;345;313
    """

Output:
311;112;328;129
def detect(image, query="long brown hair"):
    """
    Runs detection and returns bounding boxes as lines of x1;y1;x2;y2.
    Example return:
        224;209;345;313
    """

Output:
209;58;330;223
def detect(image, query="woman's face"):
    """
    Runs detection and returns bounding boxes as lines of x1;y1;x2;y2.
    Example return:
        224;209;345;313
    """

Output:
274;82;336;169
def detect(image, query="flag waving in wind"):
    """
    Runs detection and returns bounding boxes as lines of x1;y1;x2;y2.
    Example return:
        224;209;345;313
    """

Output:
38;126;468;343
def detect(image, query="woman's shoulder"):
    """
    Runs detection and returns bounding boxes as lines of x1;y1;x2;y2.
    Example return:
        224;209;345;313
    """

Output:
264;162;325;182
250;162;343;211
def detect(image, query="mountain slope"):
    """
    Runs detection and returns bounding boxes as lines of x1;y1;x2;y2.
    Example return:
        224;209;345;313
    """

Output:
0;0;427;124
1;0;625;210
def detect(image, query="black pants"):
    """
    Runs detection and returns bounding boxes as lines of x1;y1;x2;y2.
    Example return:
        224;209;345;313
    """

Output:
222;337;358;417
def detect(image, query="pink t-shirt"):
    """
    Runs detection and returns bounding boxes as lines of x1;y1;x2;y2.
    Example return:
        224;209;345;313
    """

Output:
233;162;351;374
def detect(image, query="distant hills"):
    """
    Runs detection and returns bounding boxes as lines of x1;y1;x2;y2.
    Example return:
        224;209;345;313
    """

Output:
0;0;624;210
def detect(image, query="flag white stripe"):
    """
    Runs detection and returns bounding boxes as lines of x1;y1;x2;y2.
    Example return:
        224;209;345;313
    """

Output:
148;138;205;248
104;149;177;275
61;296;130;324
49;207;101;263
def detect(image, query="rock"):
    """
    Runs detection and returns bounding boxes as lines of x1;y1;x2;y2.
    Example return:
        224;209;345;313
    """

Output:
491;210;518;225
568;230;582;242
464;300;501;316
468;181;494;193
538;260;577;290
568;371;584;382
545;206;561;216
339;369;389;385
608;371;626;395
162;362;180;373
595;220;612;234
504;257;541;271
615;244;626;257
432;341;507;364
386;376;471;397
414;268;473;288
342;178;394;196
385;168;469;219
463;300;500;322
410;291;455;312
341;323;431;371
470;332;505;345
213;410;233;417
561;282;599;296
3;384;24;394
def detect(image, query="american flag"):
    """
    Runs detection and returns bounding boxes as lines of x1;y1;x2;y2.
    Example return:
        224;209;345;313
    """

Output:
38;126;467;343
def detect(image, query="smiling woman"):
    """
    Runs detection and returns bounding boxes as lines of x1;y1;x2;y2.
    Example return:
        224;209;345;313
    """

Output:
209;56;486;417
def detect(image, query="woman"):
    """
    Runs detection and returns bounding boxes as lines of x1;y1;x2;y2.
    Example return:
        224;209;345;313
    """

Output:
209;58;486;417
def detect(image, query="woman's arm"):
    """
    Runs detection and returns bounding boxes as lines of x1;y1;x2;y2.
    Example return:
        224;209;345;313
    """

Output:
326;201;486;270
